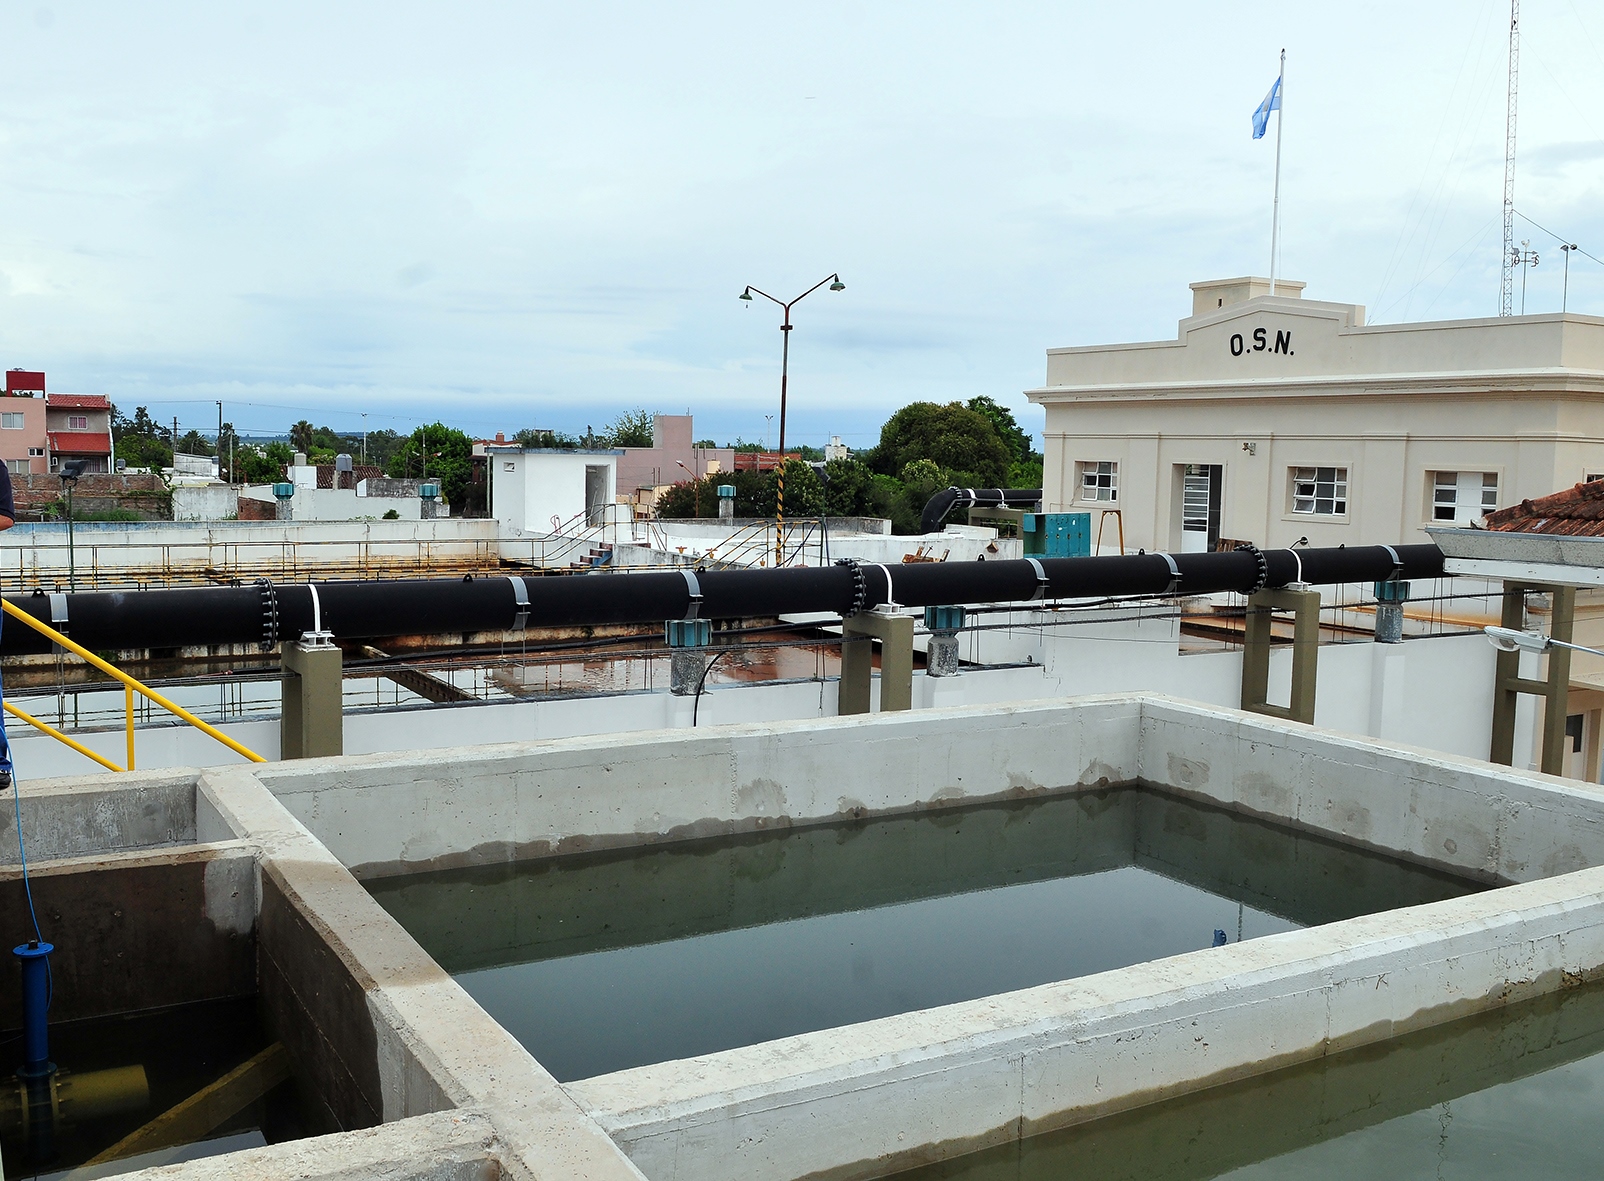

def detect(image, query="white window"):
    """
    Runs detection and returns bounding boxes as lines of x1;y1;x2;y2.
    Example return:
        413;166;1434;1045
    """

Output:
5;459;26;475
67;414;88;429
1079;461;1117;502
0;412;24;429
1588;474;1604;484
1291;466;1348;515
27;447;42;457
1432;471;1498;522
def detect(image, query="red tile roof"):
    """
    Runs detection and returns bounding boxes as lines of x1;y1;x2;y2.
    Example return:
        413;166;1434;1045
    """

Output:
313;463;386;489
46;393;111;410
1482;480;1604;536
47;431;112;454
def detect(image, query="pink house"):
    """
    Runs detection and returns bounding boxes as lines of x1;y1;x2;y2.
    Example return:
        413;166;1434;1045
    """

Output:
0;369;50;476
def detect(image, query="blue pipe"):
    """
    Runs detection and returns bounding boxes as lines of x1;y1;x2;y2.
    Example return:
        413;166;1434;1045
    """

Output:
14;939;53;1077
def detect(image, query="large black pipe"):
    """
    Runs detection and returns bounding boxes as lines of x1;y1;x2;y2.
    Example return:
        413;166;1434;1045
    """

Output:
919;487;1043;535
0;543;1443;657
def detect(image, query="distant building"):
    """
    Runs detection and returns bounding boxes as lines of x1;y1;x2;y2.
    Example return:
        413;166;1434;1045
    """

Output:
1028;277;1604;553
0;368;50;475
45;392;114;474
615;415;734;497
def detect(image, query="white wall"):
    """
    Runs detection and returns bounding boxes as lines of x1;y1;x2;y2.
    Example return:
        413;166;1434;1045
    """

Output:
171;484;239;521
490;450;618;534
2;625;1522;781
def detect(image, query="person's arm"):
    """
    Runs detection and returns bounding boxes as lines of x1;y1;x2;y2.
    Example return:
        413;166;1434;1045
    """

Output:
0;463;15;530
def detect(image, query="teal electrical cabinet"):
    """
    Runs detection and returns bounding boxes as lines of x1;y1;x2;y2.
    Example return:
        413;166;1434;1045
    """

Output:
1022;512;1090;558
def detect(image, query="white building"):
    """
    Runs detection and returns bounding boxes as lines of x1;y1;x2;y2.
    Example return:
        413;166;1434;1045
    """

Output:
1028;277;1604;553
488;446;620;535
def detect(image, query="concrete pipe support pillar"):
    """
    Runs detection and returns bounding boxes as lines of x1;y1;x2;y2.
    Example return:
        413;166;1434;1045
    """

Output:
840;608;914;715
924;605;965;677
1373;579;1409;644
665;618;712;696
1490;582;1575;776
281;640;344;759
1240;587;1321;725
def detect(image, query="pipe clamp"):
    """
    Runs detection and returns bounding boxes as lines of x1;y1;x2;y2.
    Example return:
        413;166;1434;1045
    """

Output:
1024;557;1050;601
680;569;704;620
507;576;530;631
1157;553;1182;595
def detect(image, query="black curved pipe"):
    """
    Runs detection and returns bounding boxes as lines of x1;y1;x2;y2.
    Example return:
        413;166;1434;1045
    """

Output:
919;487;1043;535
0;543;1443;657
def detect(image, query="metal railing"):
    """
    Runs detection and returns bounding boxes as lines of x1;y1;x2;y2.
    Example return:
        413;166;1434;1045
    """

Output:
0;528;652;590
0;599;267;771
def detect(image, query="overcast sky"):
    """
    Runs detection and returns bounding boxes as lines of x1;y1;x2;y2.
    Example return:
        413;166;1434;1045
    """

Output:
0;1;1600;449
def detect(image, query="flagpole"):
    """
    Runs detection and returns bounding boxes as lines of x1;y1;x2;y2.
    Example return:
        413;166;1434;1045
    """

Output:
1270;49;1285;295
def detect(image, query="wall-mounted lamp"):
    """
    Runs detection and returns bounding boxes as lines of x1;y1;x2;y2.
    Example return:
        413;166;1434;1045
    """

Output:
1484;625;1604;657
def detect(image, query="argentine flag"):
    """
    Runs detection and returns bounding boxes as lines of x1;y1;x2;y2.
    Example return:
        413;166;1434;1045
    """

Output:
1253;75;1282;140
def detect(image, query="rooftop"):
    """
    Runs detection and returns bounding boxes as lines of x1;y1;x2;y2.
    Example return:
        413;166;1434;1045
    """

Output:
1482;479;1604;537
46;393;111;409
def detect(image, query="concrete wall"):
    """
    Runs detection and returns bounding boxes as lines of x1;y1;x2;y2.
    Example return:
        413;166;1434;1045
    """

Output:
172;483;241;521
0;516;508;588
0;628;1526;784
241;485;424;521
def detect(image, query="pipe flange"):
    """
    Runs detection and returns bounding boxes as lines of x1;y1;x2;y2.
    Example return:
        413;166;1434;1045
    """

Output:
834;558;868;616
1233;543;1269;594
255;578;279;651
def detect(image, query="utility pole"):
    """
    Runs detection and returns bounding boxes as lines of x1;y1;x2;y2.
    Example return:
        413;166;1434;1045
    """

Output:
1500;0;1521;316
1562;243;1578;312
362;412;368;466
217;401;223;480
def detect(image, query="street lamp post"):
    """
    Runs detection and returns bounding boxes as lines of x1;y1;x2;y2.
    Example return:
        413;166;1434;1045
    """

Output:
1561;244;1579;313
740;273;845;565
676;460;701;517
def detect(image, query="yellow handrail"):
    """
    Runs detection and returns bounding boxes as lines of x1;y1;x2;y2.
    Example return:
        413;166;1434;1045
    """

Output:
3;701;124;773
1;599;266;767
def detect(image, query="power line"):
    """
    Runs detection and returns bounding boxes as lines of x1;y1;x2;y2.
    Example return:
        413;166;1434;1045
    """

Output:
1514;209;1603;267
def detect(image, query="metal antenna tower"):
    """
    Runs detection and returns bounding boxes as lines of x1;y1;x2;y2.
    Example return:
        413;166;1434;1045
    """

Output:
1500;0;1520;315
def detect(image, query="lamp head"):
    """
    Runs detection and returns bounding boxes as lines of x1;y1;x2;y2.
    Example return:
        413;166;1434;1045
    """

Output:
828;277;845;291
739;289;754;301
1484;625;1551;654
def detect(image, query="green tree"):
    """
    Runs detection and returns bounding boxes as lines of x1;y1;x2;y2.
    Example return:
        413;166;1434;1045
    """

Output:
236;445;283;484
820;458;874;517
110;403;174;470
868;401;1010;488
514;428;581;450
603;409;654;448
965;395;1037;466
386;422;474;509
288;420;316;453
218;422;240;482
363;429;405;469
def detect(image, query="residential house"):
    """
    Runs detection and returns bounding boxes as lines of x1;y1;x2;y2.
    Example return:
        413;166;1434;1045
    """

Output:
46;393;114;474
